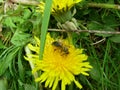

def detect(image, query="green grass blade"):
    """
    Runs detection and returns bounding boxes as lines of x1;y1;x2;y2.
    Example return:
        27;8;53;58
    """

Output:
0;46;20;76
39;0;52;59
18;48;25;82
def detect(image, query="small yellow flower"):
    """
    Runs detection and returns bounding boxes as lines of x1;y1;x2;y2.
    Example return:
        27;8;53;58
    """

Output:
25;33;92;90
38;0;82;14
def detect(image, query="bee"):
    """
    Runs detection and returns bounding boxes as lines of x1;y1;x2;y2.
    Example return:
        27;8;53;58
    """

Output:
52;41;69;55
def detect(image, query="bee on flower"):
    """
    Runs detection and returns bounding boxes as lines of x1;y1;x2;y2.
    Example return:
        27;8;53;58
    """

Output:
25;33;92;90
52;41;69;55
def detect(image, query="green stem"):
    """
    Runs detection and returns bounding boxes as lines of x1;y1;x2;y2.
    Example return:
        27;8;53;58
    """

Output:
68;82;74;90
88;2;120;10
67;32;73;45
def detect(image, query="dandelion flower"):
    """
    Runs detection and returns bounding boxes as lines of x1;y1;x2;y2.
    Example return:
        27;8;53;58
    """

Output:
25;33;92;90
38;0;82;14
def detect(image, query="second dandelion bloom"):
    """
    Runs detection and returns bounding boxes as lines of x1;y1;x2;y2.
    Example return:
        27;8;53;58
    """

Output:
38;0;82;14
25;33;92;90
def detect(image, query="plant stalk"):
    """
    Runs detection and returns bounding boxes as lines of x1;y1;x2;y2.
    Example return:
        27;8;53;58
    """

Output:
88;2;120;10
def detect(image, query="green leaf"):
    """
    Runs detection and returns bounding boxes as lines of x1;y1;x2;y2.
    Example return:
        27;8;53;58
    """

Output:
90;64;102;81
102;14;119;27
87;21;103;30
0;46;20;76
109;35;120;43
89;10;101;22
24;84;36;90
4;17;16;28
87;21;113;37
18;79;24;90
18;48;25;82
0;40;6;49
11;30;31;46
39;0;53;59
89;57;102;81
0;77;8;90
12;16;24;24
23;9;32;19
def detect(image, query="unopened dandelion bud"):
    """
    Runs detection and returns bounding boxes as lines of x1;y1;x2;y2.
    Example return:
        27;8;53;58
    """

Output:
71;18;80;29
65;21;78;30
59;21;78;31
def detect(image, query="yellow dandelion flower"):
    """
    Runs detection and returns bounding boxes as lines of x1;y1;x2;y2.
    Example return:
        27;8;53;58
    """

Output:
38;0;82;14
25;33;92;90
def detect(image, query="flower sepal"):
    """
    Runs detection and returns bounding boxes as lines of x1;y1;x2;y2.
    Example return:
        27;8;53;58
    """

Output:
53;10;72;23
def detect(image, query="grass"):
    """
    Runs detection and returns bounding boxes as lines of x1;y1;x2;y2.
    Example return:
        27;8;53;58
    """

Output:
0;0;120;90
72;32;120;90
